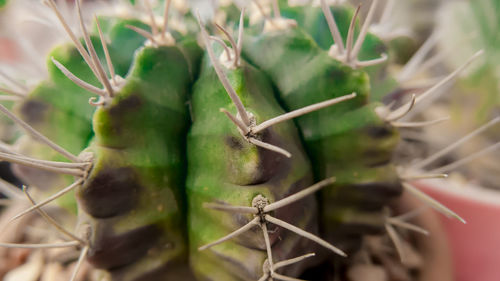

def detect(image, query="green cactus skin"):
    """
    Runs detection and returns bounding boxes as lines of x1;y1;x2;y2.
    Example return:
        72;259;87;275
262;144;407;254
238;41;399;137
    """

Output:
75;38;201;281
242;24;402;254
277;1;399;101
0;1;466;280
11;18;149;213
186;48;320;280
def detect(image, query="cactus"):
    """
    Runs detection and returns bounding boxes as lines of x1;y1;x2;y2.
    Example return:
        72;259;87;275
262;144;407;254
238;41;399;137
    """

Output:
0;0;490;281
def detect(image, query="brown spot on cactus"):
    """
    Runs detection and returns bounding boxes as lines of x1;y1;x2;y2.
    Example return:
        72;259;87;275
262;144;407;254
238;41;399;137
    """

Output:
78;167;139;218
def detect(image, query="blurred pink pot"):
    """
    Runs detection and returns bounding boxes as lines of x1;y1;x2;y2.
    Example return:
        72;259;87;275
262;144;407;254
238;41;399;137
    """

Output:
0;37;18;63
415;180;500;281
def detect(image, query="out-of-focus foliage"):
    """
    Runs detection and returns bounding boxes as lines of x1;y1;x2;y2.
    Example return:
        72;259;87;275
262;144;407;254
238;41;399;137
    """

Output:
438;0;500;121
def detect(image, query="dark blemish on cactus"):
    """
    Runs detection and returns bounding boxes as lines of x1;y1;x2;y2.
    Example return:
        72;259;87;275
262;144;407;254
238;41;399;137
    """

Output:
253;129;289;185
78;167;139;218
328;68;346;81
20;100;49;124
272;177;317;246
341;181;403;211
108;94;143;117
87;223;161;269
364;125;393;139
362;150;392;167
226;136;244;150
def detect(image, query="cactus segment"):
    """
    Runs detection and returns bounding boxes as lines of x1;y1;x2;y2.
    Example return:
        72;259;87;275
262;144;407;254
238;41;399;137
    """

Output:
276;0;400;100
10;16;152;213
186;44;319;280
242;15;403;255
73;34;202;280
0;1;487;280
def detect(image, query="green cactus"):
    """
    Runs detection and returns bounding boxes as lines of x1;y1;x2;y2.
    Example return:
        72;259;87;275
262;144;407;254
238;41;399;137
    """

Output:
0;0;485;280
241;5;402;256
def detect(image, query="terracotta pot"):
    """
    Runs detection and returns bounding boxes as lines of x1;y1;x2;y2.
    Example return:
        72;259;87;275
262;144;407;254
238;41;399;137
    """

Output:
415;179;500;281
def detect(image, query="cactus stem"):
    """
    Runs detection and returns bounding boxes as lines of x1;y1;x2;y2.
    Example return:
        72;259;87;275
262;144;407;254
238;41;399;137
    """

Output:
253;94;357;134
23;186;87;245
0;104;81;162
0;178;23;199
9;178;84;223
76;0;114;99
94;15;117;86
0;86;26;98
265;215;347;257
387;217;429;236
198;217;259;251
412;116;500;170
384;222;406;263
402;182;466;224
430;141;500;174
69;245;89;281
264;177;336;212
321;0;345;54
0;241;81;249
51;57;107;97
